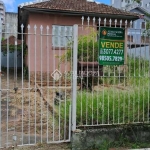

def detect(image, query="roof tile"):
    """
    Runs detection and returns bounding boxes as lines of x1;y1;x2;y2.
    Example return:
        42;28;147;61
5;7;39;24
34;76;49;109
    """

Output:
23;0;139;17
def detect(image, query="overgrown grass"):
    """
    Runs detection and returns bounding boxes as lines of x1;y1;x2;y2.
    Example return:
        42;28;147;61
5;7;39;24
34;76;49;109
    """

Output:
61;79;150;126
61;57;150;126
76;84;149;125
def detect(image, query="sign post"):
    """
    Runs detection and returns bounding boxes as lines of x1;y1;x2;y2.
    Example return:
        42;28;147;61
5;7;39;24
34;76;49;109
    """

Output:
99;27;125;65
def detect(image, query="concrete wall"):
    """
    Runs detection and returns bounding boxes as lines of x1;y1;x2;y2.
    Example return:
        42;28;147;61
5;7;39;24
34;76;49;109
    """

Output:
72;125;150;150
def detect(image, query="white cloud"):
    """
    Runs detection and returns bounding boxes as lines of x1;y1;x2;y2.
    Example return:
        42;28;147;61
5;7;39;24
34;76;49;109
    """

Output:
2;0;15;12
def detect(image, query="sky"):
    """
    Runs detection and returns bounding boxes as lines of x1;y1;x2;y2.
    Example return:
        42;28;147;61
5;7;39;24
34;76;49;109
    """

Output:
2;0;110;12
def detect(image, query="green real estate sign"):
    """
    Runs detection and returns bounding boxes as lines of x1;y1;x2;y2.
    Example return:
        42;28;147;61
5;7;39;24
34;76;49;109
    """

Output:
99;27;125;65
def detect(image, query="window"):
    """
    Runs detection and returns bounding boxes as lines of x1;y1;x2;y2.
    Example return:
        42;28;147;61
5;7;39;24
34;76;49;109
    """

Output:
128;35;133;42
145;3;149;7
141;22;145;29
52;25;72;48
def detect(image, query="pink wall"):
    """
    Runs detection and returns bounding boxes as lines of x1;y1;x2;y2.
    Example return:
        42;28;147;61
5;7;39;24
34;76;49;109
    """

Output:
25;12;96;74
25;12;128;74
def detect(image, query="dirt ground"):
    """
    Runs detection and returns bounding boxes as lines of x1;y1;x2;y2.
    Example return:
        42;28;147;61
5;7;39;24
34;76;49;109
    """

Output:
1;70;71;148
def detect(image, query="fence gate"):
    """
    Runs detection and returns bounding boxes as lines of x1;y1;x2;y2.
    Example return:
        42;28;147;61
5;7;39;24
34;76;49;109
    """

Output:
0;22;78;147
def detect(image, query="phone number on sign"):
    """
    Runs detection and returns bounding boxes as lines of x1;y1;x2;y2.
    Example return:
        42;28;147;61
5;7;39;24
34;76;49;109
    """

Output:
99;56;123;61
100;49;123;55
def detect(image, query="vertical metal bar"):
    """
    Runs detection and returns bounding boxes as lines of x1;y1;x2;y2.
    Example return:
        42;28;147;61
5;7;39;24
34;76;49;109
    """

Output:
21;24;24;145
128;23;131;123
68;105;71;141
118;19;122;124
86;17;90;125
0;14;2;147
143;23;146;122
40;25;43;143
27;25;31;144
138;21;141;122
80;17;84;125
6;23;10;148
102;19;105;124
97;18;101;125
92;17;95;125
64;26;67;140
52;25;56;142
13;27;17;147
58;26;61;141
113;19;117;124
134;22;137;123
34;25;37;144
72;24;78;131
70;26;73;130
148;35;150;123
46;25;49;143
108;19;112;125
124;26;128;124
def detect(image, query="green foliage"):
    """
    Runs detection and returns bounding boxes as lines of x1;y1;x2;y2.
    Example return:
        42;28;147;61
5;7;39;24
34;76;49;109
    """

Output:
128;56;149;76
1;37;5;41
2;43;27;56
77;29;98;62
24;66;28;80
142;21;150;38
57;28;98;65
133;0;141;3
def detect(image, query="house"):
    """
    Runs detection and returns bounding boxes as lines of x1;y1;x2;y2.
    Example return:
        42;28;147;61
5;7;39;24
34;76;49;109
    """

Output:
111;0;150;59
112;0;150;43
111;0;150;12
1;36;22;68
18;0;140;81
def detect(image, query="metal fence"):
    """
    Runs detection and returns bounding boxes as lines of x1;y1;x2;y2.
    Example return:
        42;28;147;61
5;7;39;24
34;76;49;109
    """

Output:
74;17;150;128
0;16;150;148
0;21;76;148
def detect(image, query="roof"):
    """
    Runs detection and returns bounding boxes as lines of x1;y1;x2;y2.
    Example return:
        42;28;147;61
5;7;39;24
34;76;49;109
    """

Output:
22;0;139;18
131;6;150;16
1;36;22;46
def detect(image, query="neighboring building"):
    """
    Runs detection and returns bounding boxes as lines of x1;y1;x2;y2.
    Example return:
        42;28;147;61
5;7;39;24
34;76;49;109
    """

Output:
4;12;18;38
18;0;139;76
112;0;150;54
111;0;150;12
0;2;19;69
0;0;5;24
1;12;19;68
